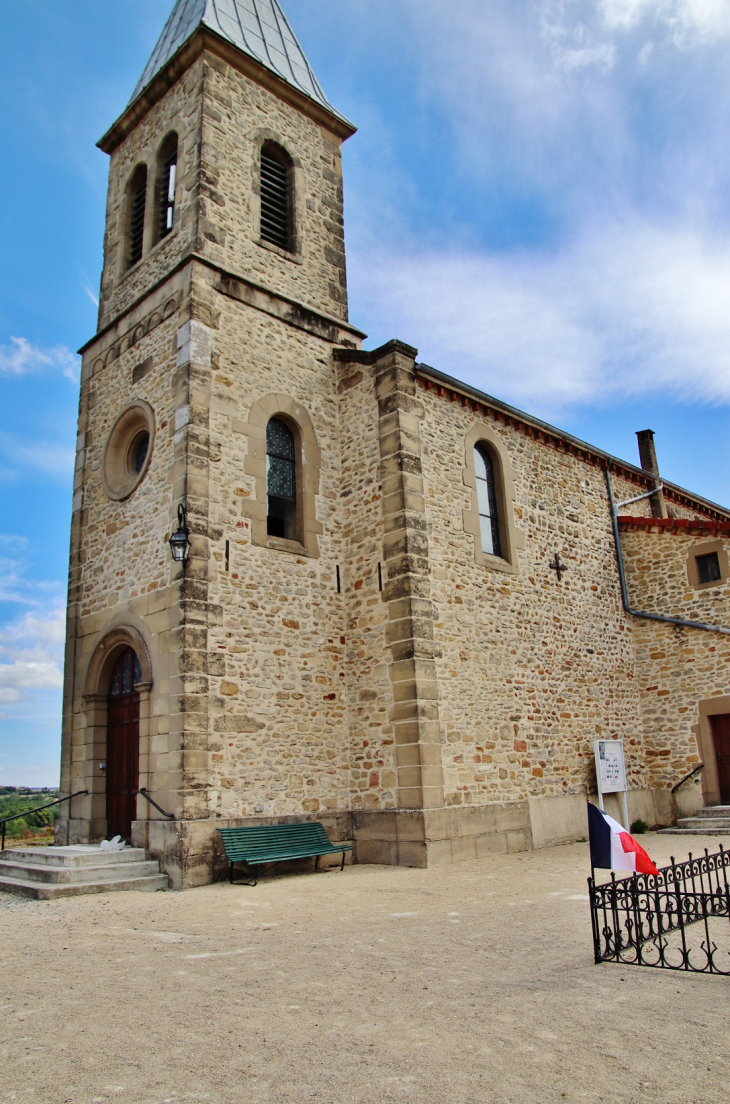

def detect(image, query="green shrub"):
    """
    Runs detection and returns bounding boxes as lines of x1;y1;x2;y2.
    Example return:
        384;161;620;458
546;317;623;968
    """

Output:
631;818;649;835
26;807;54;829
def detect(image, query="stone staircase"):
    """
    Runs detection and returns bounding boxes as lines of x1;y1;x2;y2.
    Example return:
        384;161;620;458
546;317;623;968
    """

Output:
661;805;730;837
0;845;168;899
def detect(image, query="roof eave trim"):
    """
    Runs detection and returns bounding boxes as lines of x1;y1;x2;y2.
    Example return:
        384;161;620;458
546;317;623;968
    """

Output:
98;26;356;154
415;362;730;522
617;517;730;535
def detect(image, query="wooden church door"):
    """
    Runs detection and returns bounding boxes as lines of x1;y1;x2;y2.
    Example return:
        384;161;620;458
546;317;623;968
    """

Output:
106;648;142;840
710;715;730;804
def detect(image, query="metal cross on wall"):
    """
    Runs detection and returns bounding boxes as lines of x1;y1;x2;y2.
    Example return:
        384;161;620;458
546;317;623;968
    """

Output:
549;552;568;582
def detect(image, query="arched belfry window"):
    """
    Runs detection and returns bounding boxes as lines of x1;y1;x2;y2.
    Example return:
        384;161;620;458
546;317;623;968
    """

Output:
266;418;297;540
474;444;501;557
260;142;293;252
156;134;178;241
127;165;147;269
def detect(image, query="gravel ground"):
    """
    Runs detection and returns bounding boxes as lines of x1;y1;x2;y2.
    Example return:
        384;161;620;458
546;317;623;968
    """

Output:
0;832;728;1104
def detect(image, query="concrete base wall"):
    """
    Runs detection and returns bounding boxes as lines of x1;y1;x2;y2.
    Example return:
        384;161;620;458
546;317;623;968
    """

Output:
526;788;670;850
353;803;533;868
58;786;683;888
674;775;705;819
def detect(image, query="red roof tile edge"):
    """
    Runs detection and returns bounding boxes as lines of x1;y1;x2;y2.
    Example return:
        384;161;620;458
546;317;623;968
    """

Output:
617;517;730;535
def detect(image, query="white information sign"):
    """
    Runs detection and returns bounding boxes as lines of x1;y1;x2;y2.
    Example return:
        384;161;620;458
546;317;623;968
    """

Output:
594;739;630;827
594;740;627;795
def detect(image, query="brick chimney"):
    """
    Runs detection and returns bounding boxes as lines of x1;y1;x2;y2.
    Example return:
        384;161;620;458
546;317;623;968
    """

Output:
636;429;668;519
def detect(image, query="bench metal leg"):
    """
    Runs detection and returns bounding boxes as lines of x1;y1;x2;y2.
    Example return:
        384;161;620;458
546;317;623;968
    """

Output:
315;855;319;870
341;850;346;872
229;860;258;887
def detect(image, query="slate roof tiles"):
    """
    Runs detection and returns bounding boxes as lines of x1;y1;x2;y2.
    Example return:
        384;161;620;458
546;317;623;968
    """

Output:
132;0;342;121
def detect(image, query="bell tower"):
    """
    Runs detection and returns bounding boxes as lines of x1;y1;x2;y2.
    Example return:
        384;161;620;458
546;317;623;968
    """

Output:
58;0;365;886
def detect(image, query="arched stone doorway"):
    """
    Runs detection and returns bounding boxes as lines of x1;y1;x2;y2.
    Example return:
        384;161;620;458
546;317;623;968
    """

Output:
82;624;153;841
107;648;142;839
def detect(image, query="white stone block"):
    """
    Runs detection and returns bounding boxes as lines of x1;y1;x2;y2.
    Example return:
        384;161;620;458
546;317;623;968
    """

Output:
176;321;211;368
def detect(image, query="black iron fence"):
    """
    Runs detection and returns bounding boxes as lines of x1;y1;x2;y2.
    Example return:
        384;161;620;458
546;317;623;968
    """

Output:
589;845;730;975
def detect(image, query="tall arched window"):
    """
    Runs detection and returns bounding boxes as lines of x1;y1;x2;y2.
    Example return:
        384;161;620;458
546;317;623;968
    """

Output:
156;134;178;241
260;142;293;252
127;165;147;269
474;444;501;557
266;418;297;540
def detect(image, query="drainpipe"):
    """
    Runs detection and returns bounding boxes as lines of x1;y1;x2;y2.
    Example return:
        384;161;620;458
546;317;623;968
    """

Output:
605;463;730;637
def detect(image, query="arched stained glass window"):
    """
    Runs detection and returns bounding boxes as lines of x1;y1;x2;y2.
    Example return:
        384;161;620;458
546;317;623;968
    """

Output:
266;418;297;540
109;648;142;697
474;445;501;557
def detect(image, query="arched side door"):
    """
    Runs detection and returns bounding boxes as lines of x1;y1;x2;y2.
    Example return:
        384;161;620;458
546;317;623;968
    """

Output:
106;648;142;840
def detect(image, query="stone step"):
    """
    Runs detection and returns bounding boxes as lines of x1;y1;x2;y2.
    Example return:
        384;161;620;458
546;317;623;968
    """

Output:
0;873;169;900
677;817;730;831
0;845;147;868
659;828;730;836
694;806;730;818
0;858;161;884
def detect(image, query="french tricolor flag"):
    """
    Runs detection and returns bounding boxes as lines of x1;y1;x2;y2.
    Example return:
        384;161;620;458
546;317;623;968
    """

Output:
587;803;659;876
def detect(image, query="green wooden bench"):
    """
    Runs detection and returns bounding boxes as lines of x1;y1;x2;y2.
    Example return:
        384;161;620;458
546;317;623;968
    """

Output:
217;822;352;886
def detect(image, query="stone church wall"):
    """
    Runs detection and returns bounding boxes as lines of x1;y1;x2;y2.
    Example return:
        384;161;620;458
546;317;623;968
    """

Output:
200;279;352;821
418;388;650;836
336;362;398;813
60;268;191;844
98;60;204;330
198;56;349;320
621;524;730;814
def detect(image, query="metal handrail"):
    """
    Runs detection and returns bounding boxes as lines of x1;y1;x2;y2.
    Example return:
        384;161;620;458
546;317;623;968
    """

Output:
0;790;89;851
672;763;705;794
137;788;175;820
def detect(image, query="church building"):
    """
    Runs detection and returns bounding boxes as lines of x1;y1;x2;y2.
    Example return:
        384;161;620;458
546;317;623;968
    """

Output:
58;0;730;888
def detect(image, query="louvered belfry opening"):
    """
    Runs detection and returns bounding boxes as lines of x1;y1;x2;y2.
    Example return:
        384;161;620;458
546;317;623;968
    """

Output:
260;142;292;252
127;165;147;268
157;134;178;241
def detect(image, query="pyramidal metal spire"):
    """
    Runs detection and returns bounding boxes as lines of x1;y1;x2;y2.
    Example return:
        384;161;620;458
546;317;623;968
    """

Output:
132;0;339;117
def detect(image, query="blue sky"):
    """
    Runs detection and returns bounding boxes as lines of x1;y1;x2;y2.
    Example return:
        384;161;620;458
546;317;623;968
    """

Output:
2;0;730;785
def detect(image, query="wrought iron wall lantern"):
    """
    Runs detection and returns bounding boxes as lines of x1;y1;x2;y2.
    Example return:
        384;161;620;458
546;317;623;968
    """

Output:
168;503;190;566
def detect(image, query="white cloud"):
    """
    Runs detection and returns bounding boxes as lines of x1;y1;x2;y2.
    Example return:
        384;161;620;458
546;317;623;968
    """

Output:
0;433;75;479
0;538;65;607
395;0;730;205
351;215;730;414
0;608;65;703
81;280;99;309
600;0;730;39
600;0;658;28
0;336;79;383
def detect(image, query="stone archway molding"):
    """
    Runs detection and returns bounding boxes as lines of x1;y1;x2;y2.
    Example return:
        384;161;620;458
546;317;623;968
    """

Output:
83;620;153;701
239;391;323;558
462;420;525;574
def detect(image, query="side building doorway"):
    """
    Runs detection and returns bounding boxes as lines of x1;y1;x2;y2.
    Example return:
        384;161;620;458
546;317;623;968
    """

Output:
106;647;142;839
709;715;730;805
